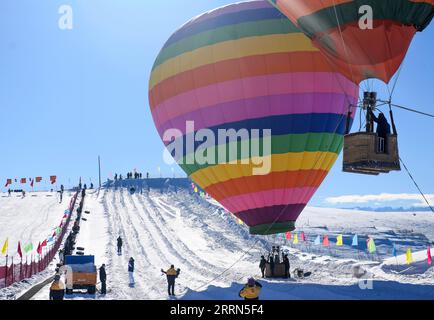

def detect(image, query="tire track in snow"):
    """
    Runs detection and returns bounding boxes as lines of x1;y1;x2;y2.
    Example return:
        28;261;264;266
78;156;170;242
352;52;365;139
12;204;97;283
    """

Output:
141;191;261;286
104;189;165;299
121;190;213;291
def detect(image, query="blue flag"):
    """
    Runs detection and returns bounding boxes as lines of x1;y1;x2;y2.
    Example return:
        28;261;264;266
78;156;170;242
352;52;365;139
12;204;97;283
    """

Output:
352;235;358;247
314;235;321;245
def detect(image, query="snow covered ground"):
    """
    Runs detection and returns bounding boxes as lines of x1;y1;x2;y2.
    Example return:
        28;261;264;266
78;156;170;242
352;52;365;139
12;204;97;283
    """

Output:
0;191;73;264
3;180;434;300
0;191;77;299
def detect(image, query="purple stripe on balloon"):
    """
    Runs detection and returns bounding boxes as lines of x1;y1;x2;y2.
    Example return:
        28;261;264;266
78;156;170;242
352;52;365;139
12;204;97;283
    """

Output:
151;72;359;128
220;187;316;213
178;1;272;32
156;92;357;136
236;204;306;226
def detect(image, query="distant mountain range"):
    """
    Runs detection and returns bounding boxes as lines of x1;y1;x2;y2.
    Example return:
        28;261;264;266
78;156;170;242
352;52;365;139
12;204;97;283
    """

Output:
343;206;432;212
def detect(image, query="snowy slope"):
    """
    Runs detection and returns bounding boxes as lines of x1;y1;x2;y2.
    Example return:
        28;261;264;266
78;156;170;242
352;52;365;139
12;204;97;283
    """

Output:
28;179;434;300
0;191;73;264
0;191;78;299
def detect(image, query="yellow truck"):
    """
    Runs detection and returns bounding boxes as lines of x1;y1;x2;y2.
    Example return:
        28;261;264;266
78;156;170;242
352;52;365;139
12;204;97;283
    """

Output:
65;255;97;294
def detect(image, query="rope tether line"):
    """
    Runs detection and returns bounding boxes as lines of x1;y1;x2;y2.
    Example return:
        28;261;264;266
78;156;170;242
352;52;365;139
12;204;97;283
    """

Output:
399;157;434;213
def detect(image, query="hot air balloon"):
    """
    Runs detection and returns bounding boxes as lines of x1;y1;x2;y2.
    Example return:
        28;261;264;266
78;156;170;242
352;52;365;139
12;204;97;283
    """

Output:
149;0;359;235
269;0;434;84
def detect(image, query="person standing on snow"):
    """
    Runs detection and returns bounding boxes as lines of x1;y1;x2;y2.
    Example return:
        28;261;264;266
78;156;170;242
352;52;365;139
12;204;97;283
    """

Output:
259;256;267;278
283;254;290;278
99;264;107;294
161;265;180;296
117;236;123;255
49;275;65;300
128;257;135;287
239;278;262;300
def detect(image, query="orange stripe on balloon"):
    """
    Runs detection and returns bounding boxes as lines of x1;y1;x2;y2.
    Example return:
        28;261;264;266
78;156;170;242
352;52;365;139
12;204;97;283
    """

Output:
204;169;329;202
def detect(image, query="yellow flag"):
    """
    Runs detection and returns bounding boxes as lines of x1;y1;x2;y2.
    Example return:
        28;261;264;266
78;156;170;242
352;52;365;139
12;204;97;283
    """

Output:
336;235;343;246
293;234;299;245
237;218;243;225
406;248;413;265
1;238;8;255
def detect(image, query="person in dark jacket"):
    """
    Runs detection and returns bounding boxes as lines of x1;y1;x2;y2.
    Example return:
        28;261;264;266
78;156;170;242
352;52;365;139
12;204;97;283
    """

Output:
128;257;135;287
239;278;262;300
162;265;180;296
283;255;290;278
269;255;275;277
369;109;391;152
117;236;123;255
259;256;267;278
49;275;65;300
99;264;107;294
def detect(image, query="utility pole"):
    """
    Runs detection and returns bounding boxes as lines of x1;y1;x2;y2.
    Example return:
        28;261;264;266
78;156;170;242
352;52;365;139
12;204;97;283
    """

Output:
98;156;102;189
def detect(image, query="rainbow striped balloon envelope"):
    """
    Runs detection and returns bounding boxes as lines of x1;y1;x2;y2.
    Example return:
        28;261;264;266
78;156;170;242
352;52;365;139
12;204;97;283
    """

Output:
149;0;359;235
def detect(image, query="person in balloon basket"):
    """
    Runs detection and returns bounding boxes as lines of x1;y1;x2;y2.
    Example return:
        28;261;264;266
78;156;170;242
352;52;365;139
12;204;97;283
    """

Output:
259;256;267;278
368;109;391;152
49;275;65;300
128;257;135;287
239;278;262;300
162;265;180;296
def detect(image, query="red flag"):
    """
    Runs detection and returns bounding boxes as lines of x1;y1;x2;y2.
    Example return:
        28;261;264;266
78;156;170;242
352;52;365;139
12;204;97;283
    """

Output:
59;221;63;228
37;242;42;255
323;235;330;247
4;179;12;187
20;178;26;184
41;240;47;247
50;176;57;185
52;231;57;238
285;232;292;240
30;179;34;188
35;177;42;183
301;232;306;242
17;242;22;259
428;247;432;265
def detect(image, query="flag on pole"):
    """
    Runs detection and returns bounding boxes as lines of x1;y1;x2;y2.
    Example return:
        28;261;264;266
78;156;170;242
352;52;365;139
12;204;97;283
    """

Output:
17;242;22;259
301;232;306;242
50;176;57;185
24;243;33;254
368;238;377;253
285;232;292;240
352;235;358;247
41;239;47;248
4;179;12;188
30;179;34;188
323;235;330;247
1;238;9;255
314;235;321;246
37;242;42;255
406;248;413;265
392;244;397;257
56;227;61;234
293;234;299;245
428;246;432;265
35;177;42;183
336;235;343;246
20;178;27;184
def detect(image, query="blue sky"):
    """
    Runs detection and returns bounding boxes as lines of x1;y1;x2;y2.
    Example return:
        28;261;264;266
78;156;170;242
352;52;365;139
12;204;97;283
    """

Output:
1;1;433;208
